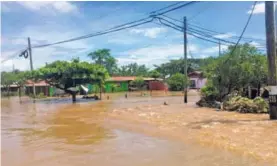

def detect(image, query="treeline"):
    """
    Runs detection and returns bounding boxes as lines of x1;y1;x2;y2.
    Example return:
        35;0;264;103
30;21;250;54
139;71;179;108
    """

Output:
1;44;268;100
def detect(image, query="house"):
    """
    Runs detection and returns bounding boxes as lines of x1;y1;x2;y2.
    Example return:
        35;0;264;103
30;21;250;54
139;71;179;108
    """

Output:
25;80;54;96
1;84;20;93
104;76;165;92
188;71;207;89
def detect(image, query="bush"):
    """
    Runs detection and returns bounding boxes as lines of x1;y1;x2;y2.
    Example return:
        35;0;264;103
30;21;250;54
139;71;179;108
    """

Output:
253;97;269;113
167;73;187;91
200;84;219;101
224;96;268;113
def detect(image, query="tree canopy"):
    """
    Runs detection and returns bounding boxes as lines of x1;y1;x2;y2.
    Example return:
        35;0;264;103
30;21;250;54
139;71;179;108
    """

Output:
31;59;109;102
88;49;117;75
203;43;267;99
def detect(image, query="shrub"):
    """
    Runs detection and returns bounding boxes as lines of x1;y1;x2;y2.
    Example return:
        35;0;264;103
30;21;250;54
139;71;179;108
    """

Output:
224;96;268;113
200;84;219;101
167;73;187;91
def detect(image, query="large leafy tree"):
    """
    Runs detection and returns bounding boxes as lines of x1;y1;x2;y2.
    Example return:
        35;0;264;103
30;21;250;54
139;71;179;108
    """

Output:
31;59;109;102
204;43;267;99
88;49;117;75
167;73;188;91
154;58;197;79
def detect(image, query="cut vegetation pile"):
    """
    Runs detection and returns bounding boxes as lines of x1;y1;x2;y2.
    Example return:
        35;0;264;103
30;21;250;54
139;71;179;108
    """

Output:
223;96;269;113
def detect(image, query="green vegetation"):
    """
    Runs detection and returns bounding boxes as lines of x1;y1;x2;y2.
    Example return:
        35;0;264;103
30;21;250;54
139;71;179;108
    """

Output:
130;76;145;90
167;73;187;91
203;44;267;100
223;96;268;113
197;44;269;113
29;58;109;102
1;45;269;107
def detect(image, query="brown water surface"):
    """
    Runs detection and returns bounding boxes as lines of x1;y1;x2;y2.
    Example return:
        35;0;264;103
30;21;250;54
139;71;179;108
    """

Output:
1;96;275;166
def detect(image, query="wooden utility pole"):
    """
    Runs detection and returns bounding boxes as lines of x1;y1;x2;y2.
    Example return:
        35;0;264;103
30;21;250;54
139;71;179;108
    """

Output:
265;1;277;119
184;16;188;103
28;37;36;100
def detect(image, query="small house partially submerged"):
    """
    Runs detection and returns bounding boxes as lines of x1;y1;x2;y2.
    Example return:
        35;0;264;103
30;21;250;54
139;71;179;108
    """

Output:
188;71;207;89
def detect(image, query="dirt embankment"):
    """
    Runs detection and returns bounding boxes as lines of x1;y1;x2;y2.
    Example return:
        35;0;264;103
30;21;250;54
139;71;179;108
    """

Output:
107;96;277;164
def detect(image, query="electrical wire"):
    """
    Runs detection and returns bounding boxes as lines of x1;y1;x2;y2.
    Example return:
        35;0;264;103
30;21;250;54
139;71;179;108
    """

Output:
32;2;196;49
225;1;257;63
160;14;266;42
32;18;153;48
1;48;28;63
149;1;185;14
155;1;198;16
188;2;213;21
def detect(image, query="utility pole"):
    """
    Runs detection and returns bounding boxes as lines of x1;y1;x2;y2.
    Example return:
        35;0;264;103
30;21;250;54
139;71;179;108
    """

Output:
28;37;36;100
183;16;188;103
265;1;277;119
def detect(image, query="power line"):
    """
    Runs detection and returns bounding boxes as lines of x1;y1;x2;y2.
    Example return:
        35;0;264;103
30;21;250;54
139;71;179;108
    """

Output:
31;2;196;49
32;18;153;48
157;16;236;45
188;23;266;42
156;15;266;53
1;48;28;63
160;14;266;42
149;2;185;14
155;1;198;16
188;2;213;21
228;1;257;58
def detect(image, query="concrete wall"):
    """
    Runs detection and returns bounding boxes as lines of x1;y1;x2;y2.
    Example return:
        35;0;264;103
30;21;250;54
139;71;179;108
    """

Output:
189;77;207;89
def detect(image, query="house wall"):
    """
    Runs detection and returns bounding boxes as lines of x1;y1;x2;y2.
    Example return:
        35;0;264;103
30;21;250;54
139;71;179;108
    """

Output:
189;77;207;89
104;81;129;93
25;86;50;96
149;81;167;90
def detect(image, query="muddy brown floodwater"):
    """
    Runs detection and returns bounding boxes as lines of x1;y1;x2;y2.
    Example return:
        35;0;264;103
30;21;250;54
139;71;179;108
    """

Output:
1;94;277;166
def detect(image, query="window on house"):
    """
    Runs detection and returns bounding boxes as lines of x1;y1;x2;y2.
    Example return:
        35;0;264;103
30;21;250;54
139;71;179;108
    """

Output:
190;80;196;88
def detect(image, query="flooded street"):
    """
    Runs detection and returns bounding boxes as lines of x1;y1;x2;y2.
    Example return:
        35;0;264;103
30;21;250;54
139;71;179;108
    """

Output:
1;95;276;166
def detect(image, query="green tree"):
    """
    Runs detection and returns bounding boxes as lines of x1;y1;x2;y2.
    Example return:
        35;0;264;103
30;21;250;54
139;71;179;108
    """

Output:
30;59;109;102
88;49;117;75
130;76;145;91
204;43;267;99
114;63;149;76
167;73;188;91
149;70;161;80
154;58;196;79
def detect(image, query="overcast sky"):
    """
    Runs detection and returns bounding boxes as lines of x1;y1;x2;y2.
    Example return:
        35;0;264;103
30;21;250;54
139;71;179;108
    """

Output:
1;1;272;71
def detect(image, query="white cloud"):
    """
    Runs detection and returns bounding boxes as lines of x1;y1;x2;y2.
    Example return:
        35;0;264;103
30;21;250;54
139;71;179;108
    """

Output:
17;1;78;14
213;33;234;39
1;3;11;12
247;2;276;15
117;43;199;67
201;45;228;54
130;27;167;38
1;25;92;71
247;2;265;14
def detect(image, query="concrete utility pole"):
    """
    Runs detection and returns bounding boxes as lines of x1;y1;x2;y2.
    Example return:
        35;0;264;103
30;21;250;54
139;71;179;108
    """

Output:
265;1;277;119
28;37;36;100
183;16;188;103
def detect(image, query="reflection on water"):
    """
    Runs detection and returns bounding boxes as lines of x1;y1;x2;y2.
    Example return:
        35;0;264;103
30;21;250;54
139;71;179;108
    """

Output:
1;97;274;166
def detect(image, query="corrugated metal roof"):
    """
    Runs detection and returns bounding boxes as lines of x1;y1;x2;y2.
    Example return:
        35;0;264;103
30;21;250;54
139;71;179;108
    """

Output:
107;76;162;82
25;80;50;87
